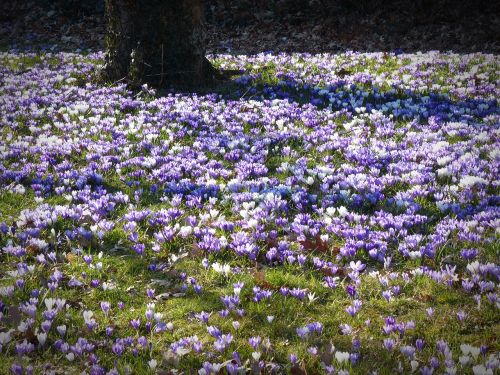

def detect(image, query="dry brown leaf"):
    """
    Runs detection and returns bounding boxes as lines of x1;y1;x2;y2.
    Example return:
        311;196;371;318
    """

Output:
26;243;40;255
299;235;330;253
252;269;277;290
290;364;307;375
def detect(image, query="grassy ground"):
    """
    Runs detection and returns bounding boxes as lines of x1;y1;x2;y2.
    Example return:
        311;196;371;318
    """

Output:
0;51;498;374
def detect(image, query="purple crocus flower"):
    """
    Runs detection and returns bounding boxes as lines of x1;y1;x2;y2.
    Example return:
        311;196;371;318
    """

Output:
248;336;261;350
130;318;141;330
384;338;395;351
100;301;111;317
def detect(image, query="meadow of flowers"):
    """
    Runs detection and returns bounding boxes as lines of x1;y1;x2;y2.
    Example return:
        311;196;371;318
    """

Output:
0;50;498;374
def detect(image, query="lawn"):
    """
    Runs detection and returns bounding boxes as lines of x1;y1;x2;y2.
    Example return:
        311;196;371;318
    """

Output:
0;50;498;374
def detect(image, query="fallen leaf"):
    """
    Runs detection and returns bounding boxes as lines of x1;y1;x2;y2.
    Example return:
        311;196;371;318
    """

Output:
252;269;277;290
26;243;40;255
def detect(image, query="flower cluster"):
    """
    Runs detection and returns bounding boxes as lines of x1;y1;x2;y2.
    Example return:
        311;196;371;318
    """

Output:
0;49;498;373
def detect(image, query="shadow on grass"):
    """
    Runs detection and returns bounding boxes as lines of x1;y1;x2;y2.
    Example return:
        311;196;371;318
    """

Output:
193;72;499;123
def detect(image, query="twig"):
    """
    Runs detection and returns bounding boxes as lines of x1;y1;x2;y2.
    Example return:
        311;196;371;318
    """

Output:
145;70;198;77
110;76;127;86
240;86;252;99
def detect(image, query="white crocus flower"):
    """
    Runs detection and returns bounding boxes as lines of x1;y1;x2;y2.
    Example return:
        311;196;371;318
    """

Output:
461;344;481;359
307;292;318;304
36;331;47;346
335;351;350;363
44;298;56;310
459;176;488;188
83;310;93;323
148;359;157;370
472;365;493;375
459;355;471;366
337;206;348;217
0;330;13;346
179;226;192;237
212;262;231;276
411;360;419;372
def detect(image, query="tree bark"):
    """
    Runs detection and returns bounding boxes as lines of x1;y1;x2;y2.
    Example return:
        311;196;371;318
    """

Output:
101;0;217;88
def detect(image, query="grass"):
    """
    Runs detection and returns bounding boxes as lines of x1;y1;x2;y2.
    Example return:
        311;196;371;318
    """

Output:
2;241;497;373
0;51;498;374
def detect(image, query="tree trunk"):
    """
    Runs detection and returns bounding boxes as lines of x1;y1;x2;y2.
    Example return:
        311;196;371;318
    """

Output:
101;0;217;88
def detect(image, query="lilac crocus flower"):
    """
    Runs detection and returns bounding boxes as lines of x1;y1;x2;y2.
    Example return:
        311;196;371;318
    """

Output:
100;301;111;317
130;318;141;330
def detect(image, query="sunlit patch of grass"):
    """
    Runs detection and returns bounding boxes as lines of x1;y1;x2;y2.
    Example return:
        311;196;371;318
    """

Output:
0;191;37;224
